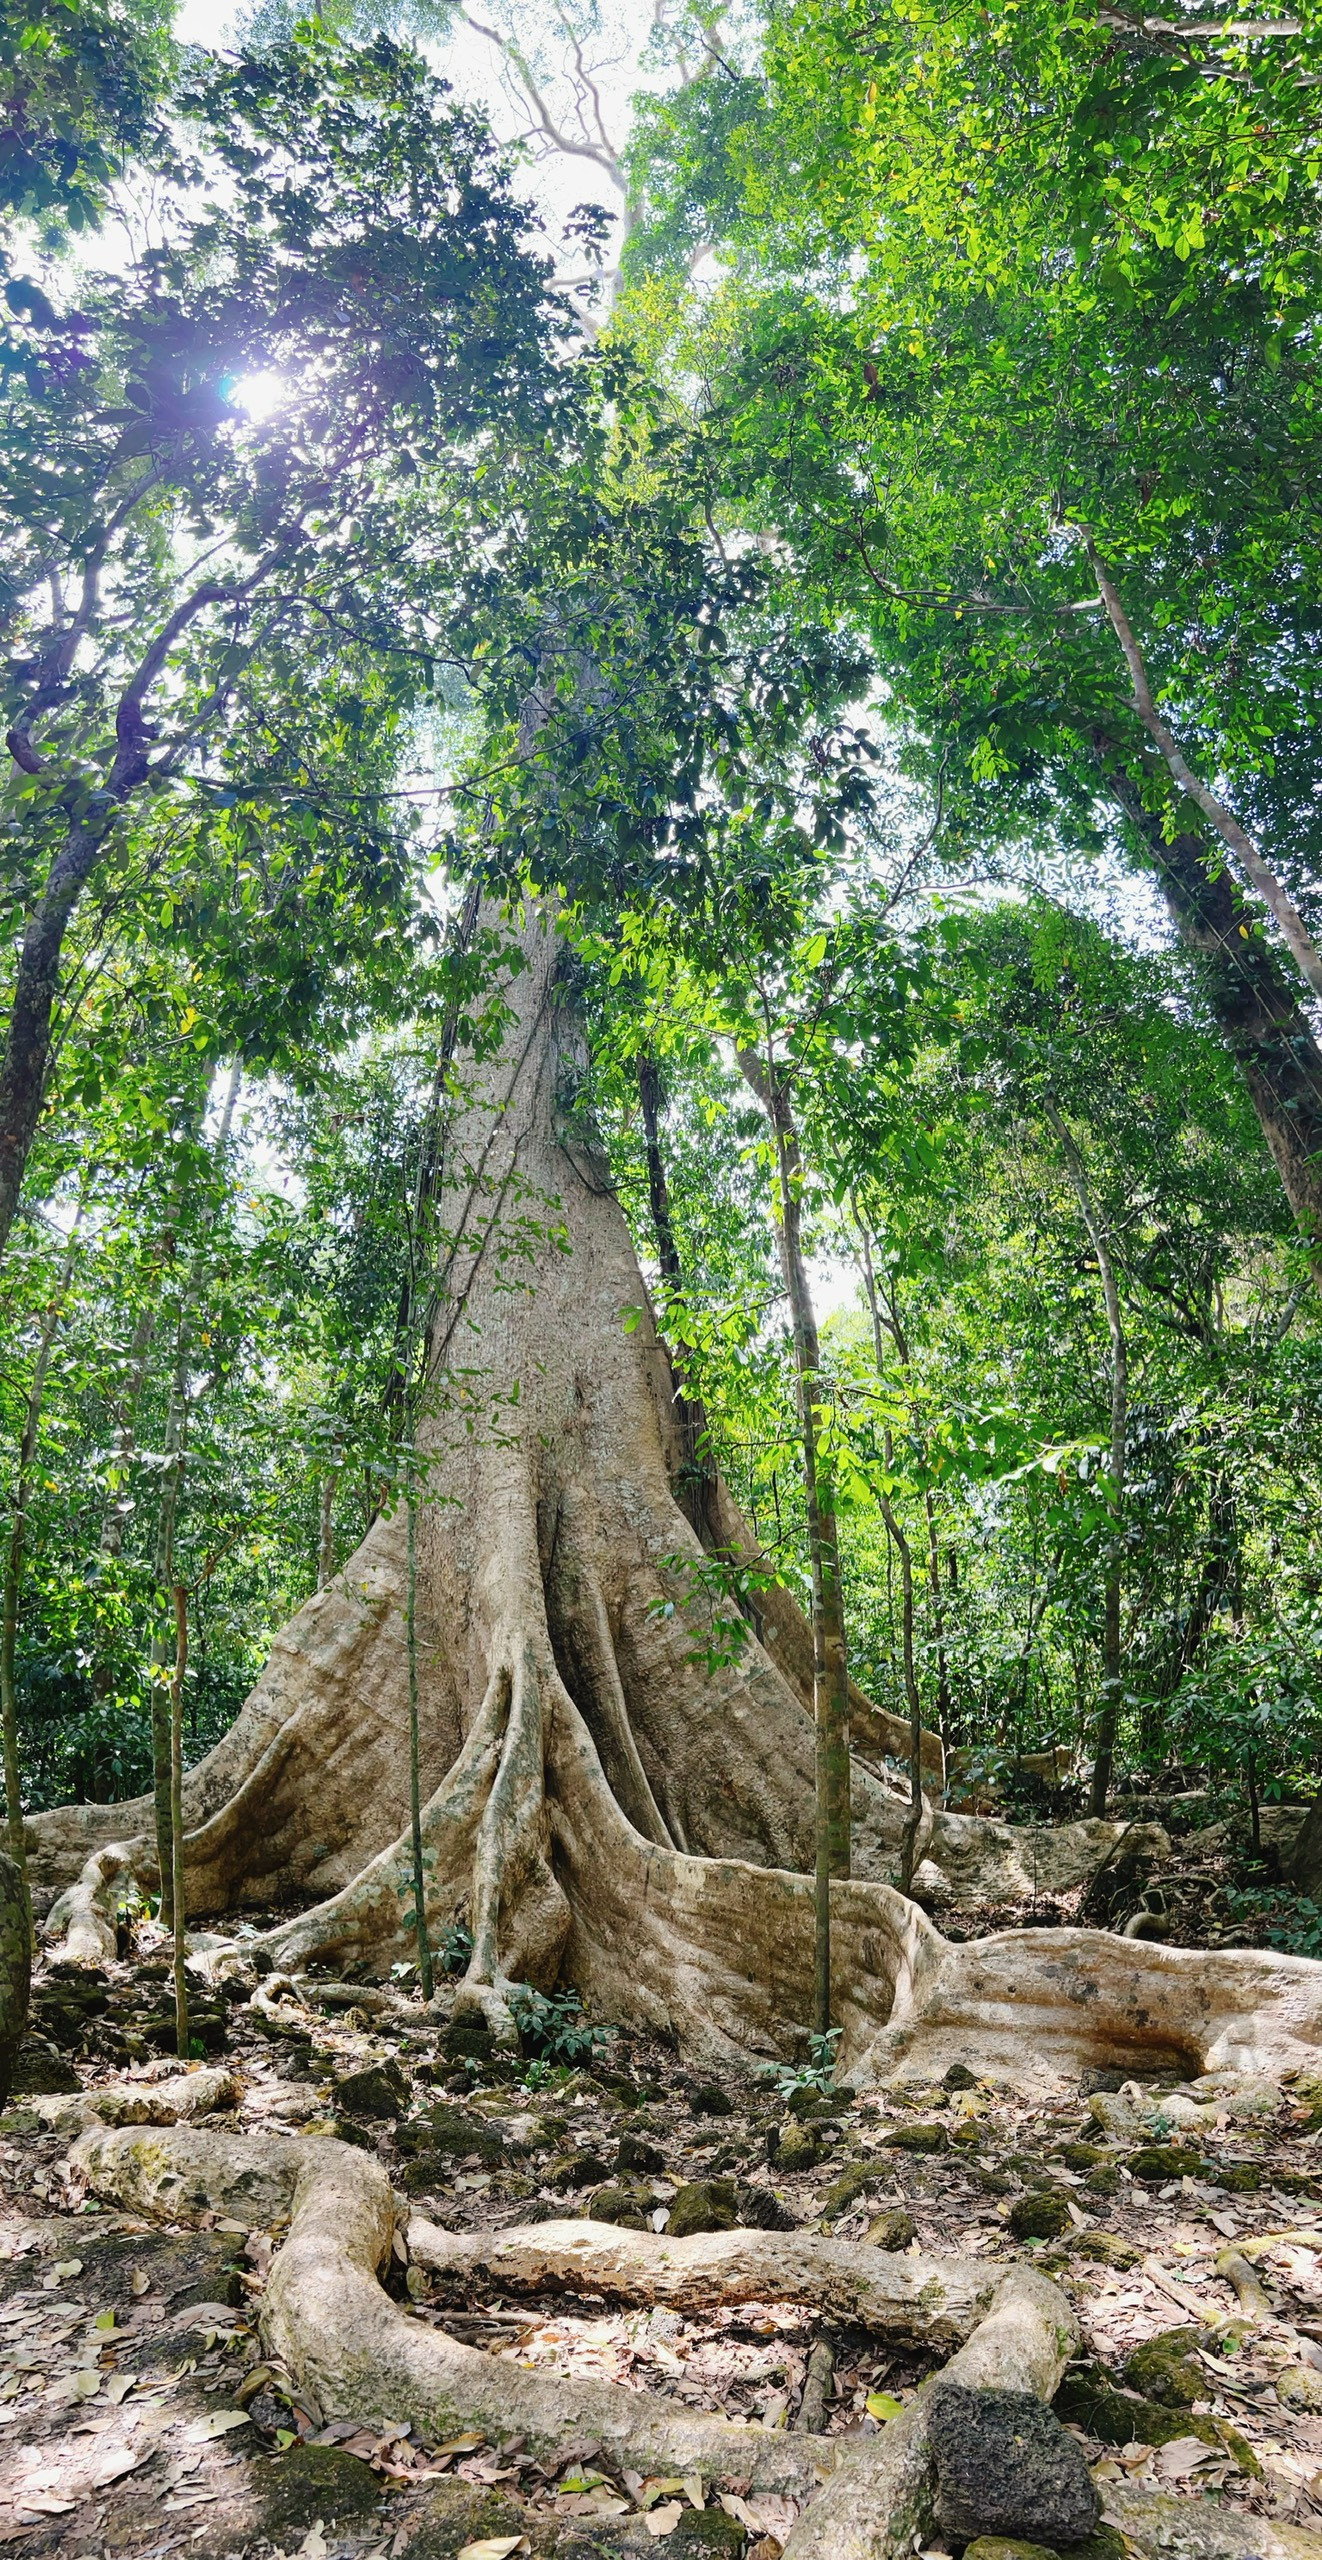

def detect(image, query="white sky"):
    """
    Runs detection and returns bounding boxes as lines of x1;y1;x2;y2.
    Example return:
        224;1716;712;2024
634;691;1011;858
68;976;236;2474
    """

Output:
171;2;648;276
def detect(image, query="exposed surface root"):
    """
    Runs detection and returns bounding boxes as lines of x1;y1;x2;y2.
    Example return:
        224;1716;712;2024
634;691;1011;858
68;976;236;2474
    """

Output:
780;2262;1077;2560
404;2215;999;2345
42;1841;153;1963
70;2120;1087;2558
73;2124;833;2492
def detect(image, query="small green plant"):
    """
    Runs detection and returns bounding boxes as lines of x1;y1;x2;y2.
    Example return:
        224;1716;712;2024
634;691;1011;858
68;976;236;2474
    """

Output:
439;1920;474;1978
767;2027;842;2099
507;1983;614;2065
1222;1887;1322;1960
520;2054;571;2091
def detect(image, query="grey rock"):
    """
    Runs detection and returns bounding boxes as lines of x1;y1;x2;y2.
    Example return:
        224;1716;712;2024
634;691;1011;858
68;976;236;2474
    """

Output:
929;2384;1100;2547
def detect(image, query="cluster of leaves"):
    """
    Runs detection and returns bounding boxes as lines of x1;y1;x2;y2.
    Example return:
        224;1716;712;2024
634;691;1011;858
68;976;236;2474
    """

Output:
508;1983;614;2066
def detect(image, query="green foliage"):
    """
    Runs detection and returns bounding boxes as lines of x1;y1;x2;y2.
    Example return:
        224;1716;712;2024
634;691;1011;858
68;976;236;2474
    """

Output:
0;0;174;238
766;2028;842;2098
1222;1889;1322;1962
2;0;1321;1875
438;1919;474;1977
507;1984;614;2065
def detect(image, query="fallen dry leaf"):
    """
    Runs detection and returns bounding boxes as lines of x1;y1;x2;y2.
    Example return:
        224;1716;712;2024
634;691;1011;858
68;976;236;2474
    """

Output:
184;2407;253;2442
645;2503;684;2537
1154;2437;1215;2480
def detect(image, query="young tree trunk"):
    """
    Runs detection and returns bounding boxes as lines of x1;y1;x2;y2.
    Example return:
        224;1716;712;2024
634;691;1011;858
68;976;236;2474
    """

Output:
169;1584;191;2060
923;1493;954;1750
1102;759;1322;1275
150;1067;242;1926
317;1461;341;1591
637;1055;718;1546
0;1205;85;1918
738;1036;851;2035
0;820;107;1269
405;1475;435;1998
1046;1109;1127;1817
857;1230;927;1895
100;1301;160;1562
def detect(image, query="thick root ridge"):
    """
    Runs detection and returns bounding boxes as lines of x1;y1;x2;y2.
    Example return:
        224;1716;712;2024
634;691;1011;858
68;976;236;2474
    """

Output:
404;2216;1000;2346
70;2120;1088;2554
71;2124;831;2494
63;1671;1321;2106
781;2262;1077;2560
68;2112;1315;2560
547;1693;1322;2090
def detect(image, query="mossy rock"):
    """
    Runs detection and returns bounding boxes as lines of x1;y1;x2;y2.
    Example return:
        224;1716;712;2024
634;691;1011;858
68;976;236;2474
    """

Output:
771;2118;821;2171
884;2121;946;2154
819;2159;883;2222
1062;2533;1129;2560
1054;2365;1259;2474
1057;2144;1108;2172
687;2081;734;2117
9;2035;78;2096
1272;2168;1320;2198
668;2177;739;2237
1276;2364;1322;2414
1055;2364;1156;2445
787;2086;842;2121
966;2533;1130;2560
400;2153;455;2194
616;2130;665;2175
416;2107;505;2164
1126;2144;1204;2183
659;2508;745;2560
401;2483;526;2560
962;2541;1062;2560
1009;2190;1071;2242
865;2206;918;2251
325;2114;377;2151
1072;2233;1139;2270
333;2060;410;2121
977;2169;1015;2196
443;2019;494;2063
1122;2330;1204;2408
256;2443;383;2535
1084;2166;1120;2198
1214;2162;1260;2194
733;2181;797;2231
944;2063;979;2091
588;2182;654;2229
546;2150;611;2191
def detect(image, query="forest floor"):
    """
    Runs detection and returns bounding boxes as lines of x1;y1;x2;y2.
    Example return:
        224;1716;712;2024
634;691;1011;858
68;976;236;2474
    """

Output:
0;1914;1320;2560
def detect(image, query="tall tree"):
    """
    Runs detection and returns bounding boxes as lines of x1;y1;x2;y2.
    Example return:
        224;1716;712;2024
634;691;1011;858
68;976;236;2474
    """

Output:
0;28;565;1264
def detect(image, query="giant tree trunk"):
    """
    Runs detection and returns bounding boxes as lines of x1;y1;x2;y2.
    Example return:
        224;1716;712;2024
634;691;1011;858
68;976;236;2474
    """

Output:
28;907;1322;2083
